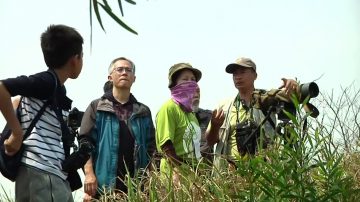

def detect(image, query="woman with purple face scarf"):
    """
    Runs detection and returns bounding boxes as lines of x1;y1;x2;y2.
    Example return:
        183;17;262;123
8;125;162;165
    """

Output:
155;63;202;183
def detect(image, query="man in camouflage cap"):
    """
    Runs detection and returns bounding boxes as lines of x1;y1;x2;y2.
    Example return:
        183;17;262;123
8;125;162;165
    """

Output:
205;56;298;169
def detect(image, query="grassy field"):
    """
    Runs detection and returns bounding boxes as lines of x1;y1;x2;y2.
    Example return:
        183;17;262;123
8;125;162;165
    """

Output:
1;85;359;201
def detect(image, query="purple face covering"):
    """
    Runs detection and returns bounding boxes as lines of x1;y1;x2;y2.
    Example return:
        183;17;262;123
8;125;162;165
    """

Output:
170;81;199;112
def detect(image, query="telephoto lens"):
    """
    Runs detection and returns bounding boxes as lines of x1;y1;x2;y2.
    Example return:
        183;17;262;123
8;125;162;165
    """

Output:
299;82;319;102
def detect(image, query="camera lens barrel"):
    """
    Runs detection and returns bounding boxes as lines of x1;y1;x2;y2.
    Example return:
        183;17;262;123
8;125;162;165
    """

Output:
300;82;319;100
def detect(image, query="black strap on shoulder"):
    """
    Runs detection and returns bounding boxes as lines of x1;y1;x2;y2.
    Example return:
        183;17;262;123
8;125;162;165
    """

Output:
23;99;52;139
54;108;73;157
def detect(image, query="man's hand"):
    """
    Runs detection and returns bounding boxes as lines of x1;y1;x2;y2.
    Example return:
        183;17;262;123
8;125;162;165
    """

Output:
4;132;23;156
83;193;93;202
84;172;98;197
280;78;298;96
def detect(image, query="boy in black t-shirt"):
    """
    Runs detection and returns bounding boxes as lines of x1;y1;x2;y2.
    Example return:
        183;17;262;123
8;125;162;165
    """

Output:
0;24;84;202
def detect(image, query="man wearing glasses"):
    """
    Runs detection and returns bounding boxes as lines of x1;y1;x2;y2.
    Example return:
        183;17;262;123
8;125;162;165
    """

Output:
80;57;156;200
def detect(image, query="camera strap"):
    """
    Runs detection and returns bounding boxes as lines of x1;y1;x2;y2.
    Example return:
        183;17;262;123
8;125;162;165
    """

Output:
235;94;253;124
47;70;73;158
260;109;276;129
241;106;276;146
54;108;72;157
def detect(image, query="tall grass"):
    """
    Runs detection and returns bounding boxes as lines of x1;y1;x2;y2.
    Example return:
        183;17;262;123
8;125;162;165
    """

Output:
1;86;359;201
89;92;360;201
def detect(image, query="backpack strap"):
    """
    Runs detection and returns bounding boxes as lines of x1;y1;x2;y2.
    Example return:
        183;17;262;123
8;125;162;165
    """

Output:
22;99;52;139
0;97;51;149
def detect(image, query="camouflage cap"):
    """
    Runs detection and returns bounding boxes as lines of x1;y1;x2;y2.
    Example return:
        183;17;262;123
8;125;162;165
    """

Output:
225;57;256;73
168;63;202;88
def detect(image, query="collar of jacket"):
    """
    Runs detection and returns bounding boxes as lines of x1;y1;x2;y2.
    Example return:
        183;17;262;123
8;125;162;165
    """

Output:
97;94;150;118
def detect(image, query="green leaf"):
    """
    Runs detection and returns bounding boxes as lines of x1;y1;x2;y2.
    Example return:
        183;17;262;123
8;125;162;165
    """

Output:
319;191;341;202
282;110;299;125
118;0;124;16
289;93;300;111
93;0;106;32
89;0;93;48
103;0;111;9
125;0;136;5
99;2;138;35
329;154;344;178
258;184;274;198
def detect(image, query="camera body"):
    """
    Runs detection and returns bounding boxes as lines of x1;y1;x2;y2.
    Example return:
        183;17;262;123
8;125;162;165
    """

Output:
62;107;94;172
62;135;95;172
67;107;84;129
62;107;84;150
235;120;259;155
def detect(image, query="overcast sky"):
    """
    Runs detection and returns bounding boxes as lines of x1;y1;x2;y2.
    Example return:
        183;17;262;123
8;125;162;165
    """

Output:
1;0;359;200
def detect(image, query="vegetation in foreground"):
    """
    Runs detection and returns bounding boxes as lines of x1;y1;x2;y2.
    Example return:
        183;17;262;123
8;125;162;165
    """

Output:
1;85;359;202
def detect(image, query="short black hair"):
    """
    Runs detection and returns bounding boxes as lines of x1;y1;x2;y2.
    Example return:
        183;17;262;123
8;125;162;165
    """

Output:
41;24;83;69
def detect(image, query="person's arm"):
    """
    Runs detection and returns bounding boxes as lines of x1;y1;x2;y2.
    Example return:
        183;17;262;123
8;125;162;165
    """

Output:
79;99;99;138
1;72;57;155
11;96;21;109
79;100;99;197
155;102;183;166
0;82;23;156
83;157;97;197
161;140;183;166
205;109;225;146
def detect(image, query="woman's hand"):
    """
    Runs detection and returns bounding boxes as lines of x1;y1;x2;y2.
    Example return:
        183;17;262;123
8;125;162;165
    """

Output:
210;109;225;129
206;109;225;146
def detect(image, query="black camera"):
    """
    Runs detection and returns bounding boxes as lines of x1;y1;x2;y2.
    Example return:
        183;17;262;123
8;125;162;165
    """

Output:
67;107;84;129
62;107;84;149
252;82;320;122
62;135;94;172
235;120;259;155
281;82;319;121
62;107;94;172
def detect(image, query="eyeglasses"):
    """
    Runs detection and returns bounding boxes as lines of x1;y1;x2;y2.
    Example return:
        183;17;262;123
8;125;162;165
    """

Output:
112;66;134;74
